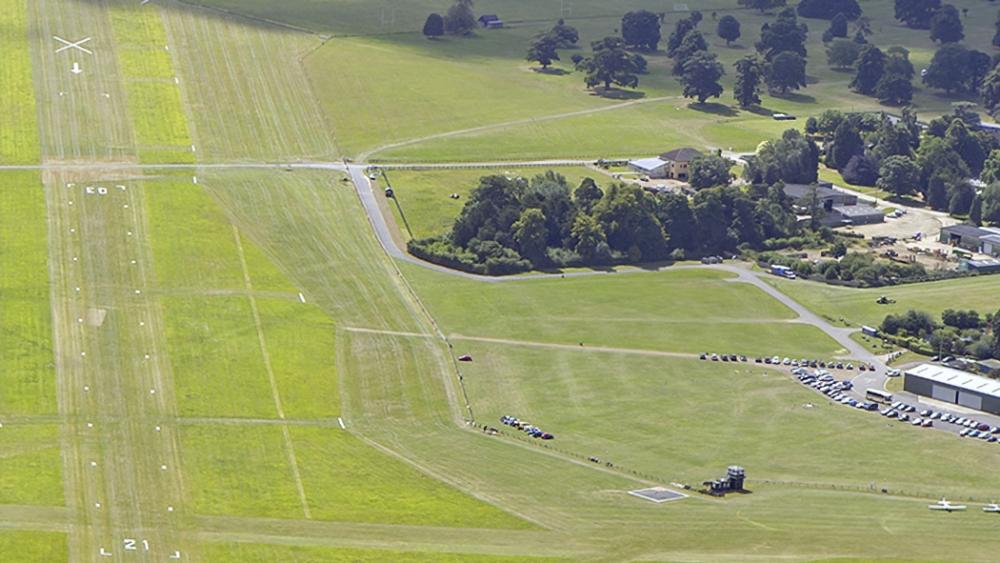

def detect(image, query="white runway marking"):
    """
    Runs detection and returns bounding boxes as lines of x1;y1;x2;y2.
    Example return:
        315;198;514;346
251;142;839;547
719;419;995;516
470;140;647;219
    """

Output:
338;417;345;429
298;292;306;303
53;36;93;55
192;176;197;184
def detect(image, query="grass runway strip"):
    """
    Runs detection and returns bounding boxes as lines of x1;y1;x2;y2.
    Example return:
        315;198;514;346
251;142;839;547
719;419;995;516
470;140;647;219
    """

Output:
0;0;40;164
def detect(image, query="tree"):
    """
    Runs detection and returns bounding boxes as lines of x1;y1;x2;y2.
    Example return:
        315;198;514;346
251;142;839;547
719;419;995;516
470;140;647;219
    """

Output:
733;56;763;108
828;120;864;170
923;44;977;93
744;129;820;184
756;9;808;60
827;13;849;40
993;11;1000;49
766;51;807;94
798;0;861;20
681;51;725;103
512;208;548;266
739;0;787;14
688;154;731;188
982;150;1000;184
981;63;1000;114
946;119;988;175
948;181;975;215
850;44;885;95
550;19;579;48
622;10;661;51
527;34;560;69
576;37;646;90
895;0;942;29
827;38;861;69
574;178;604;214
570;214;606;262
970;193;983;225
930;4;963;43
876;74;914;105
671;30;708;75
444;0;476;36
422;13;445;38
666;16;697;56
917;136;970;190
885;46;916;79
983;182;1000;224
842;154;879;186
877;155;922;196
717;15;741;46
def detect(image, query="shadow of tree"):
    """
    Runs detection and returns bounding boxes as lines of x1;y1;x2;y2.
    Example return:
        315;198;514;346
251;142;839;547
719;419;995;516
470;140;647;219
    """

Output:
689;102;739;117
589;87;646;100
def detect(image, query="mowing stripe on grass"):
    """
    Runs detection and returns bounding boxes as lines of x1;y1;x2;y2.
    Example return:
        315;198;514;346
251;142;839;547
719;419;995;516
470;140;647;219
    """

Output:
0;0;39;164
233;225;311;519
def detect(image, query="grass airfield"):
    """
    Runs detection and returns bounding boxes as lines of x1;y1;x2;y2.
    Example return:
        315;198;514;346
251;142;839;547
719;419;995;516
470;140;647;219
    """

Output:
1;0;1000;562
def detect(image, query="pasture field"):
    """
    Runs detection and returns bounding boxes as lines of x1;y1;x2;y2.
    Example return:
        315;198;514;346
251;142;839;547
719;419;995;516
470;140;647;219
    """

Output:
0;0;40;164
108;0;194;164
160;6;337;161
384;166;599;241
401;264;846;358
0;532;67;562
766;275;1000;329
198;543;567;563
0;424;63;506
0;174;55;415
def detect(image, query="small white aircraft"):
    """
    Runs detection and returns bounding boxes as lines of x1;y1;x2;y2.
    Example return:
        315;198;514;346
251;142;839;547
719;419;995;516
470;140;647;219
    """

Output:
928;498;967;512
983;503;1000;513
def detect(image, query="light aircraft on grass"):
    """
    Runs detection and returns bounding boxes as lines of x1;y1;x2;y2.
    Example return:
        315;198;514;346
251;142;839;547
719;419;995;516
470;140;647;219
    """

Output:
983;503;1000;513
928;498;966;512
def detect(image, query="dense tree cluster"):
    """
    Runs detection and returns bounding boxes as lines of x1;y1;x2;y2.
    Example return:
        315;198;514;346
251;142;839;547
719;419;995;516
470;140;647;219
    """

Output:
744;129;820;185
753;9;809;96
881;308;1000;360
763;250;928;286
923;44;991;95
409;169;805;274
797;0;861;21
739;0;787;13
894;0;942;29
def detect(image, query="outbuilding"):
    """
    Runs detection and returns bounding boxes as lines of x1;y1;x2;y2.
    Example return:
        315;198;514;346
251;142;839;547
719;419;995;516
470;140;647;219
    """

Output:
939;224;1000;255
782;183;858;211
627;157;669;179
825;204;884;226
478;15;503;28
904;363;1000;415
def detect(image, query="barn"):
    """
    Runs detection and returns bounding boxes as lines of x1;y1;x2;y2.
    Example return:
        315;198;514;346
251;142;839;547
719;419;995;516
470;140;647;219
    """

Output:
904;363;1000;415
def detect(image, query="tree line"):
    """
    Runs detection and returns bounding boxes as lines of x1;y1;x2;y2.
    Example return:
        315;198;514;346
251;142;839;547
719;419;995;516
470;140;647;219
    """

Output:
880;307;1000;361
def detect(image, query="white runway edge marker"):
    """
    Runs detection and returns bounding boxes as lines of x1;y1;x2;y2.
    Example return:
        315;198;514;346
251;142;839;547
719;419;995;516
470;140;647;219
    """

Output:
298;292;306;303
192;176;197;185
337;417;345;430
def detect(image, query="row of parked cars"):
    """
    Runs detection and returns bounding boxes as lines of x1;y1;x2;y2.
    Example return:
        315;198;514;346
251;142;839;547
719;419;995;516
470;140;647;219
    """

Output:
703;353;875;372
499;415;554;440
793;368;880;411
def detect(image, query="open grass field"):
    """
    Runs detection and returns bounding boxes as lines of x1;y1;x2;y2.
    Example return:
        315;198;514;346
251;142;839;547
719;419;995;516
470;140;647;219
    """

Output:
160;4;337;162
401;264;846;358
385;166;600;240
766;275;1000;329
0;532;67;562
108;0;194;164
0;0;40;164
199;543;567;563
0;424;63;506
0;173;56;415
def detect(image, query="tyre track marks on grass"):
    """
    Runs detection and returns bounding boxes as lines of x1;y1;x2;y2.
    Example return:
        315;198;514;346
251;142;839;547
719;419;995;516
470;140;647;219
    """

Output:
233;224;312;519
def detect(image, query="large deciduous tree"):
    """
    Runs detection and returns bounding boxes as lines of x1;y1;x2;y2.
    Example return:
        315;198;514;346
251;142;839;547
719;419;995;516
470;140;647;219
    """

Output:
422;13;445;38
929;4;963;43
576;37;646;90
828;120;864;170
826;38;861;69
681;51;725;103
622;10;661;51
877;155;922;196
717;15;741;46
527;33;561;69
444;0;476;35
550;19;579;48
797;0;861;20
895;0;942;29
850;44;885;95
733;56;763;108
688;154;731;188
671;30;708;75
512;208;548;266
765;51;807;94
983;182;1000;224
739;0;787;13
756;9;808;60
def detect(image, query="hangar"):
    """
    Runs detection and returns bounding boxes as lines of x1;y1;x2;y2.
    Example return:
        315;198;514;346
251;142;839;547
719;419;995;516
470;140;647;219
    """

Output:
904;364;1000;415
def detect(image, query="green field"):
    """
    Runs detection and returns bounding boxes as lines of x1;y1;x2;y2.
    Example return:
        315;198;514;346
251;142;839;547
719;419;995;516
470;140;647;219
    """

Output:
108;0;195;164
385;166;600;240
0;175;55;415
0;424;63;506
0;0;39;164
0;532;67;562
402;264;846;358
766;275;1000;329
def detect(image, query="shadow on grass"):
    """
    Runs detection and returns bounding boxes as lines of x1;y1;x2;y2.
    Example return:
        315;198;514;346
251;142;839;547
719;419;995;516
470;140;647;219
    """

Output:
745;105;777;117
531;67;571;76
689;102;739;117
885;194;927;208
589;87;646;100
776;91;817;104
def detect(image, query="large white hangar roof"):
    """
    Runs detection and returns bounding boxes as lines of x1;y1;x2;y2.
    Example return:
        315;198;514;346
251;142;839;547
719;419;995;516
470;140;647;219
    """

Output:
907;364;1000;399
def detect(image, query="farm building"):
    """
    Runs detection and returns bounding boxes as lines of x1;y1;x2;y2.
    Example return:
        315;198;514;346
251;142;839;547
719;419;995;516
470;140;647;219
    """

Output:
963;258;1000;274
939;224;1000;256
904;363;1000;415
977;359;1000;377
627;157;669;179
657;147;703;180
782;183;858;211
478;15;503;28
825;204;884;226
